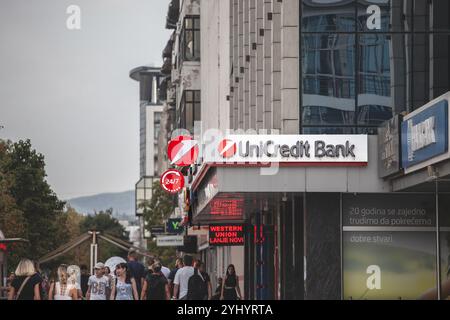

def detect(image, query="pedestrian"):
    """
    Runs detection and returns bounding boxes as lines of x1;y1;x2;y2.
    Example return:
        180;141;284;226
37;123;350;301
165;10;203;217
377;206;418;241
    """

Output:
79;265;90;298
195;260;212;300
33;261;47;299
103;266;114;297
110;263;139;300
167;258;183;297
173;255;199;300
211;277;223;300
220;264;242;300
127;249;146;295
154;258;171;279
8;258;43;300
48;265;78;300
144;256;155;278
141;262;170;300
86;262;110;300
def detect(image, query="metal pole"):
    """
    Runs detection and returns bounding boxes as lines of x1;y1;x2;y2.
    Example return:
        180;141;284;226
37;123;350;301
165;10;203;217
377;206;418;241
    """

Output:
436;178;441;300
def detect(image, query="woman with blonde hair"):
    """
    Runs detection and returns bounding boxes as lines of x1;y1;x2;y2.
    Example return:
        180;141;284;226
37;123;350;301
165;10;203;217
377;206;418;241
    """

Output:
8;259;42;300
48;265;78;300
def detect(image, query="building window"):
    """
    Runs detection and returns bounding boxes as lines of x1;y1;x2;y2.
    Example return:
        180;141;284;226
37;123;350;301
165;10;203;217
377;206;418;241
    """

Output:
300;0;450;134
180;90;201;133
180;16;201;63
154;112;161;140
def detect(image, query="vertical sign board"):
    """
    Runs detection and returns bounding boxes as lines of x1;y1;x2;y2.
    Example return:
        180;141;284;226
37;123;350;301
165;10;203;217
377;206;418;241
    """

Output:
378;115;402;178
209;225;245;246
401;97;449;174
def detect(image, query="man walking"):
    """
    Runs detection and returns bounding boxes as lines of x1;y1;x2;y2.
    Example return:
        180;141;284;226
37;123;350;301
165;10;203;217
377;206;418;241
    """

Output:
173;255;201;300
127;249;146;296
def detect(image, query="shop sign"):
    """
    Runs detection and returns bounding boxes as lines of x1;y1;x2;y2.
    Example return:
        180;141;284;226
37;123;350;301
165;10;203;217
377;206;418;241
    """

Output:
156;235;184;247
401;97;449;174
160;169;185;194
166;218;184;234
378;115;402;178
177;235;198;254
168;135;199;167
205;135;368;166
209;224;245;246
150;226;165;235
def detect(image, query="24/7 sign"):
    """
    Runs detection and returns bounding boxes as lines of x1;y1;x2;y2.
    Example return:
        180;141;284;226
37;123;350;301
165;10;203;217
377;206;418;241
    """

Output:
160;169;185;194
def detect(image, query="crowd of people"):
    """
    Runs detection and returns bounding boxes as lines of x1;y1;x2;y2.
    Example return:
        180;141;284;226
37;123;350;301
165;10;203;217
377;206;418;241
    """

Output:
2;250;242;301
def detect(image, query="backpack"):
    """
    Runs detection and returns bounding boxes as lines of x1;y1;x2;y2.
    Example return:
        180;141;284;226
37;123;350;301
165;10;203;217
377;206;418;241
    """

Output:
187;268;206;300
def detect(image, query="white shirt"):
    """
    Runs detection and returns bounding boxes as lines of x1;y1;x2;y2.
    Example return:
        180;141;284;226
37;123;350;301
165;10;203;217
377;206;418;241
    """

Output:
54;282;76;300
173;266;194;299
87;275;110;300
161;266;171;279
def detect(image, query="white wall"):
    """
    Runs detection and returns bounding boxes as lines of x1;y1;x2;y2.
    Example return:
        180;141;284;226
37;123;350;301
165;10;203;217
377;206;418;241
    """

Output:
200;0;231;133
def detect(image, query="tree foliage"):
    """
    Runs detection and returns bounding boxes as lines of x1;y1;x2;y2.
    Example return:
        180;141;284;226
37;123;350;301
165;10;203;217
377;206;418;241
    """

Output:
141;181;177;266
80;208;129;262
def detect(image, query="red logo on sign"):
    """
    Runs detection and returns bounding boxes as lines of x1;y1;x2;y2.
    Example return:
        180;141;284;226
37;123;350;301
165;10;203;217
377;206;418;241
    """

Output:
168;136;199;167
160;169;185;194
218;139;237;158
0;244;6;251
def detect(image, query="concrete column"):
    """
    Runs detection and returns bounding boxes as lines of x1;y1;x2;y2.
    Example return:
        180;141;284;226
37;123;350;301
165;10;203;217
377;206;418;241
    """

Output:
272;0;282;131
280;0;300;134
243;0;250;130
256;0;264;130
233;0;239;129
263;0;272;130
238;0;244;129
249;0;257;129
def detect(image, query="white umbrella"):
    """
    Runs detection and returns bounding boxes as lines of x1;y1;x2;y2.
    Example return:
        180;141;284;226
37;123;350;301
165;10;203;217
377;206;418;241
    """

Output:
105;257;126;274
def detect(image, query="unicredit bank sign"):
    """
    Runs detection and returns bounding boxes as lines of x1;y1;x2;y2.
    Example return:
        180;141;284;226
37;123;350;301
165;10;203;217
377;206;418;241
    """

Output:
204;135;368;166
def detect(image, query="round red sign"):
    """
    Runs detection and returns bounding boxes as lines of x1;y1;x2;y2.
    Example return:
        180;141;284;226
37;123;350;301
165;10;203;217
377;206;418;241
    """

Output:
160;169;185;194
168;136;199;167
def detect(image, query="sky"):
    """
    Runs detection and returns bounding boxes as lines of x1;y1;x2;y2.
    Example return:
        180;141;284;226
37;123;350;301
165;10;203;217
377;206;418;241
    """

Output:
0;0;171;199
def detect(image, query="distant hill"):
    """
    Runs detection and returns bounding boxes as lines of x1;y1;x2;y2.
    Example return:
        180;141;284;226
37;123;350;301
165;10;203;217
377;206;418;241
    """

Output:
67;190;135;218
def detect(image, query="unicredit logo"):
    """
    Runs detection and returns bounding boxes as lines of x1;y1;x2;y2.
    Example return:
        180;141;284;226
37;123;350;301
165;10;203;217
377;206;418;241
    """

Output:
168;136;199;166
218;139;237;158
225;140;356;159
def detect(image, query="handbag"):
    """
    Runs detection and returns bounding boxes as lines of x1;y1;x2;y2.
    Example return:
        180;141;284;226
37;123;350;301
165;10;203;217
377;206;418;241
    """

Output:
15;276;31;300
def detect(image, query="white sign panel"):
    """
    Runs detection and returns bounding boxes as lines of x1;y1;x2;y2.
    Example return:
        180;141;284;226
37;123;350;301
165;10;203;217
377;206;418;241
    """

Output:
204;135;368;165
156;235;184;247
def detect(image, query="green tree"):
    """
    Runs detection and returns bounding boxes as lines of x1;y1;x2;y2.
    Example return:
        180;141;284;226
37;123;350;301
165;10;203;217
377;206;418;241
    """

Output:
80;208;129;262
2;140;66;260
0;140;28;269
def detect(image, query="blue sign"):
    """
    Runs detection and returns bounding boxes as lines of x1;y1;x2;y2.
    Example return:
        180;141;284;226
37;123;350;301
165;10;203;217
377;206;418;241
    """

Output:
401;100;448;170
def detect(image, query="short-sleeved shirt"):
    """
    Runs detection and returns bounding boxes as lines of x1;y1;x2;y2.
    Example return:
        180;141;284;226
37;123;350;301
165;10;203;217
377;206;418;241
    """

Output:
12;273;42;300
145;273;168;300
87;275;110;300
127;261;145;293
115;278;134;300
173;266;196;299
161;266;171;279
168;268;178;283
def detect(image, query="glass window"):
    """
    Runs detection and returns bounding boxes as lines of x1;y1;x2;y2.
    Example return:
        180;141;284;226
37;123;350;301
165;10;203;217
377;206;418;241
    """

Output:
181;16;200;62
179;90;201;133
